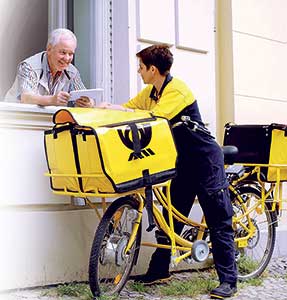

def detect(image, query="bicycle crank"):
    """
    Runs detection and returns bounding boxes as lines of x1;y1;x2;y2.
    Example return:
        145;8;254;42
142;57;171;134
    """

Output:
192;240;210;262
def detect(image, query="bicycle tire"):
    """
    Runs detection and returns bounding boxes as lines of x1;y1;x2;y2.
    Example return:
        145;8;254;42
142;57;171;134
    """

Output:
89;196;142;298
231;185;276;280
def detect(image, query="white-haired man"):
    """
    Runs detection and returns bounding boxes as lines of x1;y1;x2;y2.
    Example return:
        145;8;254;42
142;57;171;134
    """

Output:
5;28;94;107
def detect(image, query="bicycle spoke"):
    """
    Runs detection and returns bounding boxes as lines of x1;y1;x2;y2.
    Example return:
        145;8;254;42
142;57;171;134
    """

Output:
89;196;141;297
232;186;276;280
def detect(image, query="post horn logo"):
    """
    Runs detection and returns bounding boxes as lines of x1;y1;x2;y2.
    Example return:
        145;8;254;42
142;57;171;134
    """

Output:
117;123;155;161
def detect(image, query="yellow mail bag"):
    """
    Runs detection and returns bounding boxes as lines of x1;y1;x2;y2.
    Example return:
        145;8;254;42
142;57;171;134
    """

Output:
44;108;177;194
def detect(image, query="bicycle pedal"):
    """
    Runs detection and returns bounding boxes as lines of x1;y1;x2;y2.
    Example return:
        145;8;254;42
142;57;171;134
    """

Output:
155;230;171;244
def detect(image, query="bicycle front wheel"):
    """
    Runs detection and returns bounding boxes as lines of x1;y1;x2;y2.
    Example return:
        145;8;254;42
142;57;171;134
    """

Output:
89;196;142;298
232;185;276;280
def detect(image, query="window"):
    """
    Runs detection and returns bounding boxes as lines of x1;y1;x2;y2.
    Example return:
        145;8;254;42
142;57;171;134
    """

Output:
66;0;112;103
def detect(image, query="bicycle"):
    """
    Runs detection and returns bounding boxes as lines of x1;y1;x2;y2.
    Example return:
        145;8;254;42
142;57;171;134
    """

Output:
44;112;283;299
85;145;278;298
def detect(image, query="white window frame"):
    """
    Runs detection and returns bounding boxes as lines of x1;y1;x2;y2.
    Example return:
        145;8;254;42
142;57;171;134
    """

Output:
48;0;113;102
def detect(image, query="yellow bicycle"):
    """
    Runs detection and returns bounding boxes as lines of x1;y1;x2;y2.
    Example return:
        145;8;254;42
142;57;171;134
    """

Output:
87;146;278;298
44;112;282;299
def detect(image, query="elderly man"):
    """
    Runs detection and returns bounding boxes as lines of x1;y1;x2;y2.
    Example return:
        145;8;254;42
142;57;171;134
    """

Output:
5;28;94;107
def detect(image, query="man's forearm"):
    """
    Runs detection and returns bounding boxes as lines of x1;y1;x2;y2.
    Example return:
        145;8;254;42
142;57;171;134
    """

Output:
21;93;56;106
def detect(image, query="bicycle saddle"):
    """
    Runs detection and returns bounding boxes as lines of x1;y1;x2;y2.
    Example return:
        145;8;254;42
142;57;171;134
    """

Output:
222;145;238;165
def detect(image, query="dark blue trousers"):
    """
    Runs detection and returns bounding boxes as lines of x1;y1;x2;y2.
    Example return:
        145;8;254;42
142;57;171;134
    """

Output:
148;125;237;286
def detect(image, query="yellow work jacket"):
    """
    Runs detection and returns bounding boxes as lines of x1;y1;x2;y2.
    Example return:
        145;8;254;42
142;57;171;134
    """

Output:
123;77;195;121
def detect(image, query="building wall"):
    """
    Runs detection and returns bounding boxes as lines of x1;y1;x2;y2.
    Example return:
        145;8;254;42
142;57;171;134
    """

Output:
0;104;101;291
2;0;287;292
231;0;287;124
0;0;216;290
114;0;217;134
230;0;287;254
0;0;48;99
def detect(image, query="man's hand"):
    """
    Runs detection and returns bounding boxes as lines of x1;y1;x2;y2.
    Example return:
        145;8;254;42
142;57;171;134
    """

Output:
75;96;95;108
53;91;70;106
21;91;70;106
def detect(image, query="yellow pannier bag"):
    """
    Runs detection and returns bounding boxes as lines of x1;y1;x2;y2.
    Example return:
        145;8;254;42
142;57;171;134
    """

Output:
44;108;177;193
223;123;287;182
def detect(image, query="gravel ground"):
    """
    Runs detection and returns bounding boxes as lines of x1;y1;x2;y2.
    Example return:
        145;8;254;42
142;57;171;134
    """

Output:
1;257;287;300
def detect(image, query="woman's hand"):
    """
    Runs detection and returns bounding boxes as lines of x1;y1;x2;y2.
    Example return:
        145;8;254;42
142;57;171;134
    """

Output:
97;102;134;112
98;101;111;108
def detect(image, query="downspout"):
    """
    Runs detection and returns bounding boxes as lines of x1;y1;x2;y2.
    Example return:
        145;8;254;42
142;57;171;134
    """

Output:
215;0;235;144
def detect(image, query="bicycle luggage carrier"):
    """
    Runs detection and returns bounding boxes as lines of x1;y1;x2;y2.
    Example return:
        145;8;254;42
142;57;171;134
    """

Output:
224;123;287;182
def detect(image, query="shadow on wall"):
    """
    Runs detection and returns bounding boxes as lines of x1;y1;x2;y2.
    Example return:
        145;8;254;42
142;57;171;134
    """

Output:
0;0;48;99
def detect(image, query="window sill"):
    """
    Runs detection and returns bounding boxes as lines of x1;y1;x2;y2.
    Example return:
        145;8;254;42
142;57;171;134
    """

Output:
0;101;62;114
0;102;63;130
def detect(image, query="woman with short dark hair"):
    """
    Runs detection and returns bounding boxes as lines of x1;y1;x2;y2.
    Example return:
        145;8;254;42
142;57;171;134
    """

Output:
99;44;237;299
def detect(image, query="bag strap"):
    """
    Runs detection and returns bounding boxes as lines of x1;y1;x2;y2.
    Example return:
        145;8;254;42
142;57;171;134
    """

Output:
130;123;141;155
143;169;156;232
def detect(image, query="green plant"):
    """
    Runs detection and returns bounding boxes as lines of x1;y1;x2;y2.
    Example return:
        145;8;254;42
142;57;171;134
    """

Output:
41;268;266;300
56;283;93;300
157;273;217;297
129;281;148;293
237;255;259;275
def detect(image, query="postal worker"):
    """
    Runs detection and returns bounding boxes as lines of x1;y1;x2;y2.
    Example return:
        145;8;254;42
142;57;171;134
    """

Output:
98;44;237;299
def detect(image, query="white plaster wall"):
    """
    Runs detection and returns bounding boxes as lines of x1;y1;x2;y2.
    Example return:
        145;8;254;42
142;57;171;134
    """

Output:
128;0;216;133
232;0;287;124
0;104;100;290
231;0;287;250
0;209;98;290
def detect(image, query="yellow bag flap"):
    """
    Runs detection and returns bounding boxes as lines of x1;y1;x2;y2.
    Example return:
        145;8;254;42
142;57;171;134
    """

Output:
47;108;177;194
53;108;153;128
268;128;287;181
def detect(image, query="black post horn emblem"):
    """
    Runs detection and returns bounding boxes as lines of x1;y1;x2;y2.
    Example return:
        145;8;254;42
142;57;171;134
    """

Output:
117;123;155;161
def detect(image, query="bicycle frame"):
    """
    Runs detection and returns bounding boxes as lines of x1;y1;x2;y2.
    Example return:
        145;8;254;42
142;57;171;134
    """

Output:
141;182;209;265
47;163;287;254
45;171;266;265
46;161;285;295
231;163;287;212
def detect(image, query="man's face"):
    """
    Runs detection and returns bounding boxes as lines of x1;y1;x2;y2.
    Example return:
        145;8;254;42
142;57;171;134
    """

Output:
137;59;154;84
47;37;76;74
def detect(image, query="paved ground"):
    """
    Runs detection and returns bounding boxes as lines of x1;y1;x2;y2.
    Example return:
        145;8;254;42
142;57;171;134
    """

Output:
1;257;287;300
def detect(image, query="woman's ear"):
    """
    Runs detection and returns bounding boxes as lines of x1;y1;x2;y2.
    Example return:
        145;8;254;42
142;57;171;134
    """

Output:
150;65;157;74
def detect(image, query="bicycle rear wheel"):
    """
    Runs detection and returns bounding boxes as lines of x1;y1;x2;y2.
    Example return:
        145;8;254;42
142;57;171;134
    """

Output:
89;196;142;298
231;185;276;280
